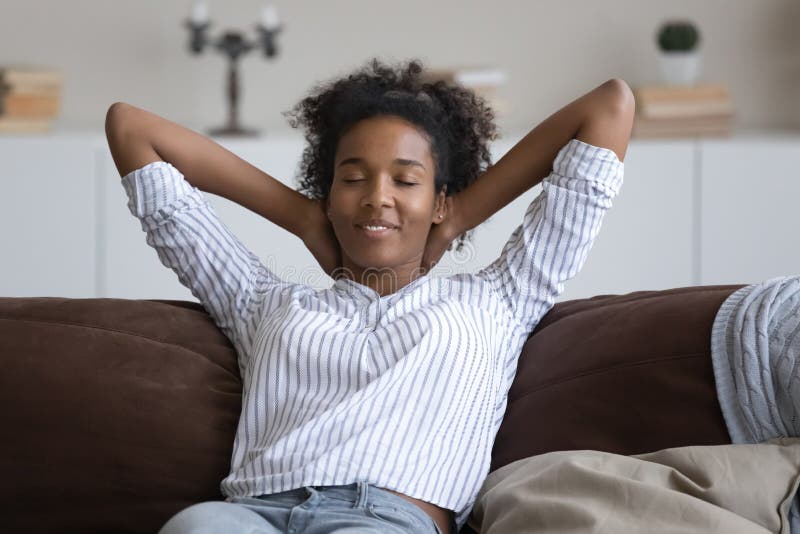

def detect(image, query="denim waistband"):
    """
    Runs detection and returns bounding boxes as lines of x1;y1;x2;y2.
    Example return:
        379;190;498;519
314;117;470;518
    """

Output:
254;482;410;509
245;482;454;533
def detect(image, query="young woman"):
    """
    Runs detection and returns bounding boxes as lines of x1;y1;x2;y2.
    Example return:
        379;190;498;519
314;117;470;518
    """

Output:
106;58;634;534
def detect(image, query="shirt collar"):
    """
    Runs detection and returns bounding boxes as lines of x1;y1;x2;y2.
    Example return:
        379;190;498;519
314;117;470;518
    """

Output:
333;270;433;300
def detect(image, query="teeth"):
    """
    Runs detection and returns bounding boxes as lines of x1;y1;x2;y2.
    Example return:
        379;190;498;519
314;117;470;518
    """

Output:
364;225;390;230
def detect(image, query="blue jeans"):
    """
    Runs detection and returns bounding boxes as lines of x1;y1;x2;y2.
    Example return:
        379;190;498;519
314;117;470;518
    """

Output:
158;482;450;533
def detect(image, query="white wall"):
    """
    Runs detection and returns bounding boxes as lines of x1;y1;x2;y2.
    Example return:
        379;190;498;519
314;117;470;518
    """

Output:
2;0;800;141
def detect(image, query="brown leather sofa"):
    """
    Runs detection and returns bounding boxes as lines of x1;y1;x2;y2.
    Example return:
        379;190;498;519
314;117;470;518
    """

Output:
0;283;746;533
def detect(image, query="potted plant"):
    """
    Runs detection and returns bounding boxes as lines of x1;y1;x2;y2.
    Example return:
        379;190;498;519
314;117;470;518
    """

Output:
656;20;702;86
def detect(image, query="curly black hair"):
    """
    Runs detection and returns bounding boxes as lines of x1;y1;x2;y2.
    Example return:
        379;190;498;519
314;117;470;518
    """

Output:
282;57;498;252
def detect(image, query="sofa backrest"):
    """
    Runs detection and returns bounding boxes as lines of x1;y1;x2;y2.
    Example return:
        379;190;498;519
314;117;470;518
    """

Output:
0;284;747;533
489;284;746;473
0;297;242;533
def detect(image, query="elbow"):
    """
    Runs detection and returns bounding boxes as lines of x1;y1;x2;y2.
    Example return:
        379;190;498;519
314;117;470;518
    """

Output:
105;102;135;165
578;79;635;162
105;102;139;135
105;102;128;132
603;78;636;118
598;79;636;142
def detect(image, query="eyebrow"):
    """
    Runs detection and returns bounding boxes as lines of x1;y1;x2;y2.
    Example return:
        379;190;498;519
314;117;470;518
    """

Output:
337;157;426;170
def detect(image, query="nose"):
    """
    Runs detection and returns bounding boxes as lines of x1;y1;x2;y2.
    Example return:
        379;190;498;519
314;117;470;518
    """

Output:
360;176;394;208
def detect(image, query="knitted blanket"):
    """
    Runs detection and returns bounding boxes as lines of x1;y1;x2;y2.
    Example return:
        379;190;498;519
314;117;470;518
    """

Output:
711;274;800;533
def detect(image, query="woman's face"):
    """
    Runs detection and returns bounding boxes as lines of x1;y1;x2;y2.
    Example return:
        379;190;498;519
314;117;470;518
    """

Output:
326;115;446;279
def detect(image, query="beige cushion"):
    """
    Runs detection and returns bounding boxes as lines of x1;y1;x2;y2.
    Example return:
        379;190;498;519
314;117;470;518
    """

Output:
469;437;800;534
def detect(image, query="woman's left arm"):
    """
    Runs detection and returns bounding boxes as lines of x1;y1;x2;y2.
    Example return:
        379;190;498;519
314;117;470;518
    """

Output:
424;78;634;267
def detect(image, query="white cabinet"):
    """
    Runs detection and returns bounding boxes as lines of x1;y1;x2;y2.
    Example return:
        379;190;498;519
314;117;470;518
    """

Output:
699;136;800;286
0;136;97;298
1;131;798;302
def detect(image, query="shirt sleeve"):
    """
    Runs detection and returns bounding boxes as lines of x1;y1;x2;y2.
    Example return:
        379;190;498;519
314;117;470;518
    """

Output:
476;138;624;335
120;160;286;356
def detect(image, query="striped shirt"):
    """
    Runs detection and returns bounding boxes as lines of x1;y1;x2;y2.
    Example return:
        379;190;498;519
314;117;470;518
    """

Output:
121;138;624;530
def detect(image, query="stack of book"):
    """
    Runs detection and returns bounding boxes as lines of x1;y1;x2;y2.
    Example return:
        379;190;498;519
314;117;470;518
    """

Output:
631;83;734;138
420;65;509;117
0;65;63;134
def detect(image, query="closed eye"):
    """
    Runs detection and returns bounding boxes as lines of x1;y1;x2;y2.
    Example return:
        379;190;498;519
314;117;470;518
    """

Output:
341;179;418;186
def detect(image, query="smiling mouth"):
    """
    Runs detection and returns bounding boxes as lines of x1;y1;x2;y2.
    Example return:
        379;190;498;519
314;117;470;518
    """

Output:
356;225;398;238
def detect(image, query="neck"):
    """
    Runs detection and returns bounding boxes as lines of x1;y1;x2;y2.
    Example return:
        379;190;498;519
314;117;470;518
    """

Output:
337;261;425;297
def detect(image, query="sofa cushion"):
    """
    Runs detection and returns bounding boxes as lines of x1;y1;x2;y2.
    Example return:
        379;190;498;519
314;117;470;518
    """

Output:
0;297;242;533
490;284;748;473
470;437;800;534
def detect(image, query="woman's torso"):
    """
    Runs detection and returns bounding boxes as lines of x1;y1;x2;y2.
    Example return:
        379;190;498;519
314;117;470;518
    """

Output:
223;273;526;532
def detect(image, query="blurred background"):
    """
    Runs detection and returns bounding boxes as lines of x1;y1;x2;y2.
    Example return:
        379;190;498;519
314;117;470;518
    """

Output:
1;0;799;302
2;0;800;133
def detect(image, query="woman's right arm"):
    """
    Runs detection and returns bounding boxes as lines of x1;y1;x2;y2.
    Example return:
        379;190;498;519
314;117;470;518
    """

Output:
105;102;316;240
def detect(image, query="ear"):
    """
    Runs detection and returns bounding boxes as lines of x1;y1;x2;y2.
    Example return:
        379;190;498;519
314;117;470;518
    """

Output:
432;184;447;224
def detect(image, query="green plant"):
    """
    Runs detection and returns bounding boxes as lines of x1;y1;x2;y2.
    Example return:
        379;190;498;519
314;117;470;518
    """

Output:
657;20;700;52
